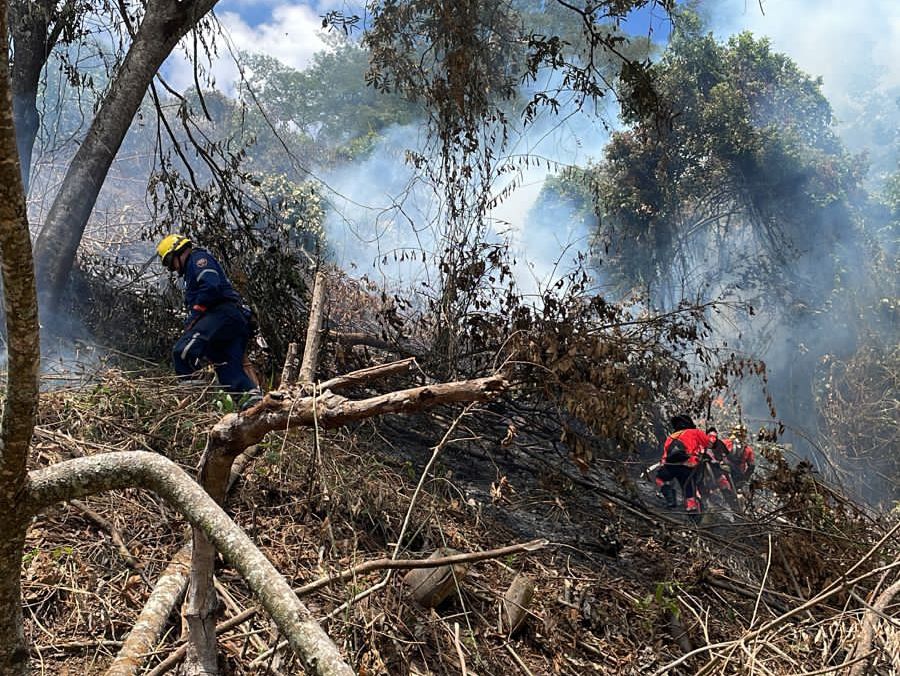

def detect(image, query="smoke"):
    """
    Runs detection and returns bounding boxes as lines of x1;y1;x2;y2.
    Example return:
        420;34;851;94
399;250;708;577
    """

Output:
678;1;900;498
319;88;616;297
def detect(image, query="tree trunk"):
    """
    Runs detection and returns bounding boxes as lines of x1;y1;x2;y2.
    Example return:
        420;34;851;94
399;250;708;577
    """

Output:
33;0;218;308
27;452;354;675
0;0;43;668
0;0;42;668
7;0;54;193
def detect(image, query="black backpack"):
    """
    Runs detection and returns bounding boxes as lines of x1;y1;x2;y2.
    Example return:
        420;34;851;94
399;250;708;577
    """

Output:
666;437;689;464
241;303;259;338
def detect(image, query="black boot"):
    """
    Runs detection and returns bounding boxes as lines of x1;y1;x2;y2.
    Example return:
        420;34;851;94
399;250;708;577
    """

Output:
661;483;677;508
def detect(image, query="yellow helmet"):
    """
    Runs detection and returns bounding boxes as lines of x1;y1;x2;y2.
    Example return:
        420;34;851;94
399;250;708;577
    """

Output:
156;234;192;270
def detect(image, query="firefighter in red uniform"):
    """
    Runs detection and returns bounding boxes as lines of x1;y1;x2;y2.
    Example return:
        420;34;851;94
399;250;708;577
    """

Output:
655;414;711;512
723;423;755;486
704;426;743;507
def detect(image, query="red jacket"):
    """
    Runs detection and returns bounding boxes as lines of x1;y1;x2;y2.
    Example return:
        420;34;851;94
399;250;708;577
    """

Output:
723;438;755;473
662;428;711;466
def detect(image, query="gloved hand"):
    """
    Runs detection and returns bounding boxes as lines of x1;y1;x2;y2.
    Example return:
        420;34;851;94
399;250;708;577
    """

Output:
186;304;207;327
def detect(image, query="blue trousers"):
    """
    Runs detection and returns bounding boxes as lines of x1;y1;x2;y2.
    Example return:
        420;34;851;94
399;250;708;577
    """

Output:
173;303;255;393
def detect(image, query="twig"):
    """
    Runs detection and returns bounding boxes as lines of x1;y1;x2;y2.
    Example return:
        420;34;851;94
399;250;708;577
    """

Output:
797;650;877;676
750;534;773;628
322;406;476;621
849;578;900;676
655;558;900;675
32;639;124;652
214;579;267;655
775;546;816;622
453;622;468;676
296;539;548;598
505;643;536;676
69;499;148;582
317;357;417;392
147;472;546;674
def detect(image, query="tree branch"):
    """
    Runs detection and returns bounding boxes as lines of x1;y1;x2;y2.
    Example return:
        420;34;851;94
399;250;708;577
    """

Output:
143;539;548;675
105;543;192;676
316;357;417;392
299;270;328;384
26;452;354;676
213;374;508;456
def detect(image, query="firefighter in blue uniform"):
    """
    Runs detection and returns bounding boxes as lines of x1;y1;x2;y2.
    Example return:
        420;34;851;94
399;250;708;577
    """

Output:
156;234;260;401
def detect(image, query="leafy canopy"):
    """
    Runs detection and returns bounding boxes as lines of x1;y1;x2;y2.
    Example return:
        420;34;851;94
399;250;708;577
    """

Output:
585;18;865;302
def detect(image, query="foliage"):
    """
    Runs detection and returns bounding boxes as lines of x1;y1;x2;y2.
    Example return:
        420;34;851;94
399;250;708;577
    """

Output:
350;0;674;371
756;444;886;591
393;233;767;468
817;338;900;502
73;137;326;371
582;20;866;303
882;168;900;236
216;37;419;170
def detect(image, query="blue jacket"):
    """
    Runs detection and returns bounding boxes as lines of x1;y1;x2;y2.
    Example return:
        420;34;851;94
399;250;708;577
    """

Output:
180;248;242;325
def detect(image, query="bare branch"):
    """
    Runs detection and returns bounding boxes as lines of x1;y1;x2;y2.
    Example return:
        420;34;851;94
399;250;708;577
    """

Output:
299;270;328;384
26;452;354;676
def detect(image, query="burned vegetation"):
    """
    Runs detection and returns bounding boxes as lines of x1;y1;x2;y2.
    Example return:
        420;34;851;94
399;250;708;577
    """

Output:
16;263;900;675
1;0;898;675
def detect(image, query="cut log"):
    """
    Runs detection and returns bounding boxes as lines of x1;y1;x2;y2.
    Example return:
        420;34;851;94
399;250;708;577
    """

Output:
500;574;534;636
403;548;468;608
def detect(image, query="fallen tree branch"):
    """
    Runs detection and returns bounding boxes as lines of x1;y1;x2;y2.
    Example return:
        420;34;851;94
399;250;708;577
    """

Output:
32;639;124;653
654;556;900;675
849;577;900;676
316;357;417;392
146;539;547;674
105;542;192;676
213;374;508;456
329;330;416;357
296;538;548;597
26;452;354;676
187;333;504;673
70;498;143;573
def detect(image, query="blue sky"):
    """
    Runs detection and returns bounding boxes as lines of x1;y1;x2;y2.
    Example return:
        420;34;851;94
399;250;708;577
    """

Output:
167;0;678;93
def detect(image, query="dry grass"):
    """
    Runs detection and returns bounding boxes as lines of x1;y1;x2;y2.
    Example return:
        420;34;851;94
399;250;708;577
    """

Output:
20;368;900;675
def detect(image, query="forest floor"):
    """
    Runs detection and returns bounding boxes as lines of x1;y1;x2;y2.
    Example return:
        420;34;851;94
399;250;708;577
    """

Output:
22;368;900;675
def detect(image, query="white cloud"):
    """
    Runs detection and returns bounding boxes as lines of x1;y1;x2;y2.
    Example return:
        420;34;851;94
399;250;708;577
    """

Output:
218;5;328;70
163;2;329;95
